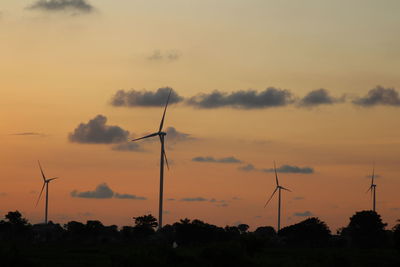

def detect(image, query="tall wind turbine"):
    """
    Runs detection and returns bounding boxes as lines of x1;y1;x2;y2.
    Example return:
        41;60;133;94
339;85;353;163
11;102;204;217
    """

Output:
264;162;292;232
36;161;59;224
366;164;377;212
131;89;172;229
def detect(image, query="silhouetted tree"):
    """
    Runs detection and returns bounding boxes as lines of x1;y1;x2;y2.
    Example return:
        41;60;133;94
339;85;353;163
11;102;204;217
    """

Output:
133;214;158;237
5;211;28;226
279;217;331;247
341;210;387;248
254;226;276;238
393;220;400;249
133;214;158;229
238;224;249;234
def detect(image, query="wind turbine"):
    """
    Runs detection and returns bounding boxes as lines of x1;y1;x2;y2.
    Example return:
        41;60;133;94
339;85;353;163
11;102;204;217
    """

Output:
264;162;292;232
366;164;377;212
36;161;59;224
131;89;172;229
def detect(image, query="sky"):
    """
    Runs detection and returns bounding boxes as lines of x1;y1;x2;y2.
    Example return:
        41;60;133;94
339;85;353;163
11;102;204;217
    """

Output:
0;0;400;231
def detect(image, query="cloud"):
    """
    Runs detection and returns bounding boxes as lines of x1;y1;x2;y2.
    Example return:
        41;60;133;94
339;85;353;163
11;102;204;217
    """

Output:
11;132;44;136
166;127;193;142
167;198;176;201
298;89;344;107
69;115;129;144
293;196;305;200
111;142;143;152
192;156;242;164
293;211;313;217
180;197;208;202
187;87;293;109
71;183;114;199
238;164;256;171
0;192;7;197
353;86;400;107
71;183;146;200
239;164;314;174
28;0;94;13
148;50;181;62
262;165;314;174
114;193;146;200
111;87;183;107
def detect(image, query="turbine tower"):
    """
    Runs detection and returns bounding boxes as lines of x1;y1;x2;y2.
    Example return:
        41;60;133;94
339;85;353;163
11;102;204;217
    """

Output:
264;162;292;232
36;161;59;224
131;89;172;229
367;164;377;212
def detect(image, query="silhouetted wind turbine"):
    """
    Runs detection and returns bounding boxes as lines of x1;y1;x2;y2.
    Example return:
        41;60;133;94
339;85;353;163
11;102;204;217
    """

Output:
264;162;292;232
131;89;172;229
366;164;377;212
36;161;59;224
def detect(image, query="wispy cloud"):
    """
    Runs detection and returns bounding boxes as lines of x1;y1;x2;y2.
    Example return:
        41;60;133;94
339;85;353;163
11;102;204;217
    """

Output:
147;50;181;62
353;86;400;107
11;132;45;136
293;211;313;217
262;165;314;174
192;156;242;164
28;0;94;13
180;197;208;202
71;183;146;200
179;197;229;207
239;164;314;174
111;142;143;152
187;87;293;109
111;87;183;107
69;115;129;144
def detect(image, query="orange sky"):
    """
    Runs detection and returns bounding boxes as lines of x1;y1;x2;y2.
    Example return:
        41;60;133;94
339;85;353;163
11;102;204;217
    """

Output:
0;0;400;231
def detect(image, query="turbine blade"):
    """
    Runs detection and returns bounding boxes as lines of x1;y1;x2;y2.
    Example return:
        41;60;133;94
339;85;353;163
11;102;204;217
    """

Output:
264;187;278;208
38;160;46;181
48;177;59;182
274;161;279;186
281;186;292;192
159;135;169;170
163;150;169;170
159;89;172;132
131;132;158;142
366;186;372;194
35;183;46;207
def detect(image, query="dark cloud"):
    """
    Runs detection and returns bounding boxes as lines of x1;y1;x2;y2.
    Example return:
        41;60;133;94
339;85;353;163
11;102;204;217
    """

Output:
187;87;293;109
192;156;242;164
111;87;183;107
294;211;313;217
111;142;143;152
28;0;94;13
180;197;208;202
166;127;193;142
71;183;114;199
293;196;305;200
353;86;400;107
71;183;146;200
69;115;129;144
238;164;256;171
262;165;314;174
299;88;344;107
114;193;146;200
148;50;181;62
167;198;176;201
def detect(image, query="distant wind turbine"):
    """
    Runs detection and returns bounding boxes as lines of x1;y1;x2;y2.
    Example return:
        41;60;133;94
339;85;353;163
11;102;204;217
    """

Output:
366;164;377;212
36;161;59;224
264;162;292;232
131;89;172;229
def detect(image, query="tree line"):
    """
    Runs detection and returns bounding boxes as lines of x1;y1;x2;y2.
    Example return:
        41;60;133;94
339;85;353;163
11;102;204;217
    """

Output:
1;210;399;249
